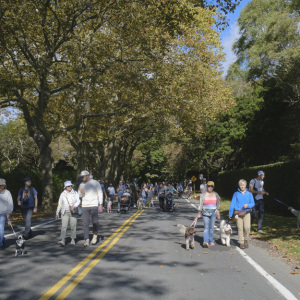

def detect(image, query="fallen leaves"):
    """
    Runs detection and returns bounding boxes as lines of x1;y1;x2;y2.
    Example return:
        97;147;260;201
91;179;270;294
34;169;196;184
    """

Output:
290;271;299;275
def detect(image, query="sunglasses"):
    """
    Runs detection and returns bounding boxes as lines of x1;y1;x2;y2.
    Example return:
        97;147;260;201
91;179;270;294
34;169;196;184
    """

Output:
207;185;214;188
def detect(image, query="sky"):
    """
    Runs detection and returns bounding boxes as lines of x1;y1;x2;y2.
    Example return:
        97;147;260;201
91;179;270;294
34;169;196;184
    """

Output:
220;0;252;75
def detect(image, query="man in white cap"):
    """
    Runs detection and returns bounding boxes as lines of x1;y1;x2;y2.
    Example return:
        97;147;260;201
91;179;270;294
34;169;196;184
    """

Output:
0;178;13;250
78;170;103;247
249;170;269;234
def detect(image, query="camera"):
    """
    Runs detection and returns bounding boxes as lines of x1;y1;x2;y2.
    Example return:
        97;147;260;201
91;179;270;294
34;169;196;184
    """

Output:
22;199;29;206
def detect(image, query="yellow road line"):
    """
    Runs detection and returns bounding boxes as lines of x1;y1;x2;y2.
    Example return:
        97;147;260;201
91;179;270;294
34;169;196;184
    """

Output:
40;209;142;300
56;209;144;300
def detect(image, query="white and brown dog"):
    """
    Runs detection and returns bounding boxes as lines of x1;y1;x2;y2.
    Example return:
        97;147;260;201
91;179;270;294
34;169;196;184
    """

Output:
288;207;300;228
220;220;232;247
177;224;196;250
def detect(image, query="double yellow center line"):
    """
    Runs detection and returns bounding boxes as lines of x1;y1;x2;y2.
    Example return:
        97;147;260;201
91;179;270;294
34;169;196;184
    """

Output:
40;208;144;300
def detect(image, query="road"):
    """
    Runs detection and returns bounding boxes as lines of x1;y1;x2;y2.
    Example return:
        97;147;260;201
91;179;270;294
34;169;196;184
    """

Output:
1;197;299;300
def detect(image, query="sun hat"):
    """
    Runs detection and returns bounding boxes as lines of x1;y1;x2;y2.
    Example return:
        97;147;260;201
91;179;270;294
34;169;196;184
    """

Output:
0;178;6;185
257;170;264;176
207;181;214;187
64;180;74;188
80;170;90;176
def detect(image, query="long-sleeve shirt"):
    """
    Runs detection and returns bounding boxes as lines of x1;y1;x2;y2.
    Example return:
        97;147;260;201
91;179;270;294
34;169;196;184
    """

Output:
229;189;255;217
0;189;13;214
57;189;80;215
78;179;103;207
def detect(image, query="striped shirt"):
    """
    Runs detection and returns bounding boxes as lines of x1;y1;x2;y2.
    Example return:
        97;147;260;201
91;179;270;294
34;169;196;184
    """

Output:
203;192;217;210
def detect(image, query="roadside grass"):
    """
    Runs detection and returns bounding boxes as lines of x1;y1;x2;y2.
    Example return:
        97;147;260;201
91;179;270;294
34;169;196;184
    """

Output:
220;199;300;264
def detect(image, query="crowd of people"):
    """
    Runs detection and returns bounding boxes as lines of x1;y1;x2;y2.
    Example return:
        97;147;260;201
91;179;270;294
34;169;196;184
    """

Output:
0;169;268;250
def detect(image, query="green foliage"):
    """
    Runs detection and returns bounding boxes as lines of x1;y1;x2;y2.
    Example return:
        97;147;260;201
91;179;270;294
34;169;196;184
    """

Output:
215;160;300;213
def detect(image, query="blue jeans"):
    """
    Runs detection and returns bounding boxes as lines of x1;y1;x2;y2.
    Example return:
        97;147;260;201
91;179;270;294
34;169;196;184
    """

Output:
142;196;147;206
251;199;264;231
203;212;217;244
0;214;6;246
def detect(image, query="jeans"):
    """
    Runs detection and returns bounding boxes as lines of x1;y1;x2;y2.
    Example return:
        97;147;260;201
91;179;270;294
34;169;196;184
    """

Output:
142;196;147;206
251;199;264;230
81;207;99;240
21;208;33;235
0;214;6;246
202;212;217;244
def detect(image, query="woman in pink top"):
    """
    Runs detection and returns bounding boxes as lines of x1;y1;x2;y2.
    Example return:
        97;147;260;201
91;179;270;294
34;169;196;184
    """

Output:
197;181;221;248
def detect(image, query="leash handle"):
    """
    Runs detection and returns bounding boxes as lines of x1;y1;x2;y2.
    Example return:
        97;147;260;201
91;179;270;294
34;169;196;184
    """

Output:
191;217;198;228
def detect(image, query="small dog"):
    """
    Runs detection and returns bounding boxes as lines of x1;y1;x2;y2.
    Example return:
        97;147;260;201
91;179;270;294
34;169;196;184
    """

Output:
288;207;300;228
137;197;143;210
107;200;112;213
220;220;232;247
177;224;196;250
15;235;26;256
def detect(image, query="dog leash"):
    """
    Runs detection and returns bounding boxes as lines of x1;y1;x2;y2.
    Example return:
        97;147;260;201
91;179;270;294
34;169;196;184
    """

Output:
190;217;198;228
8;221;18;238
269;195;290;208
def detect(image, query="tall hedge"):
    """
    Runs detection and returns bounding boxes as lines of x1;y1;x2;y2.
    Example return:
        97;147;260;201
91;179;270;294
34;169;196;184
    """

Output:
215;160;300;215
0;169;77;208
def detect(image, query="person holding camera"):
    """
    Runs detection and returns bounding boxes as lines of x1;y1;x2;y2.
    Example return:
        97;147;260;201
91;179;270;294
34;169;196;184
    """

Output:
17;177;38;240
56;181;80;246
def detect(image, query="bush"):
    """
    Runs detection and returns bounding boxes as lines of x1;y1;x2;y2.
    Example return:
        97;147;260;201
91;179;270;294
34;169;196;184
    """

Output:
214;160;300;214
0;169;77;207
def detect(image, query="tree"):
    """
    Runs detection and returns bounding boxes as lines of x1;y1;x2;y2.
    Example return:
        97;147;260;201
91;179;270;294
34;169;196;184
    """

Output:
0;0;234;208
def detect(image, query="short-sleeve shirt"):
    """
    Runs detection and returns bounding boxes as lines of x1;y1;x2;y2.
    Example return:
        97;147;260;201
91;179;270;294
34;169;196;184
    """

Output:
18;187;38;208
249;179;264;200
117;185;126;196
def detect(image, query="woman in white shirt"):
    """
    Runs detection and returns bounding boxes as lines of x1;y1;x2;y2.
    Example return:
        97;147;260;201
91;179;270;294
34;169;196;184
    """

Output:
56;181;80;246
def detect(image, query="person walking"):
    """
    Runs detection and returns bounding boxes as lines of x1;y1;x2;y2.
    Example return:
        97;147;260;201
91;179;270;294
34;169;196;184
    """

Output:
56;181;81;246
147;184;155;207
200;178;207;194
117;180;126;213
17;177;38;239
197;181;221;248
0;179;13;250
249;171;269;234
78;170;103;247
229;179;255;249
140;183;148;208
107;183;115;203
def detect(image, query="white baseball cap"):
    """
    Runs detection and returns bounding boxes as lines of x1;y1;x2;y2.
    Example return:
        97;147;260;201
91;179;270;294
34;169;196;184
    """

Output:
80;170;90;176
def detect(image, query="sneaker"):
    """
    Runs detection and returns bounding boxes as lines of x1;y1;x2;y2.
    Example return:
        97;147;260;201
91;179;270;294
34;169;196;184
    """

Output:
71;239;76;246
240;243;245;249
117;210;120;213
209;242;215;247
58;240;65;246
91;235;97;245
133;204;136;208
258;230;264;234
83;239;89;247
203;242;209;248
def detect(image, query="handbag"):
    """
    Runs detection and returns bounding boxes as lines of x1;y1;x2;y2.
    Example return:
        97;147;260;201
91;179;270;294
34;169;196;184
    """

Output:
67;198;82;216
201;209;216;217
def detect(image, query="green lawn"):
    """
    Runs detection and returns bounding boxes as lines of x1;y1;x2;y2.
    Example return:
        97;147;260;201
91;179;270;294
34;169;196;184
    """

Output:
220;199;300;264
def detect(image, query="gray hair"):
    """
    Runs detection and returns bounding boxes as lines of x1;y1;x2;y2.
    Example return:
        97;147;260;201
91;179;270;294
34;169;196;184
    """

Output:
238;179;247;186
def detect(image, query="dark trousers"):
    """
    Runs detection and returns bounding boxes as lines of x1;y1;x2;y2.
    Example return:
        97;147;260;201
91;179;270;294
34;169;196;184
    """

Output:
251;199;264;230
82;207;99;240
21;208;33;235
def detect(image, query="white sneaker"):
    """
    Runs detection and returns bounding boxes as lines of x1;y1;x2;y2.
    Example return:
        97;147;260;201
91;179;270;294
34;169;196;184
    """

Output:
133;204;136;208
258;230;264;234
71;239;76;246
91;235;97;245
83;239;89;247
58;240;65;246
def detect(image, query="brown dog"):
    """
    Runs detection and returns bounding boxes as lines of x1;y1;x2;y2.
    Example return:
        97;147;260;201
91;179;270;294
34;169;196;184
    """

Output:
177;224;196;250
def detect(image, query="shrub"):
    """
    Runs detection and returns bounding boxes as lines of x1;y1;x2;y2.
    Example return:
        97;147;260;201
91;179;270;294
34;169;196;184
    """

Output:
215;160;300;214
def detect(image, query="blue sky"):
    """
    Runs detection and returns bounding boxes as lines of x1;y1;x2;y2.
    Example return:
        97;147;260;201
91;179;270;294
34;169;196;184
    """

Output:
220;0;252;75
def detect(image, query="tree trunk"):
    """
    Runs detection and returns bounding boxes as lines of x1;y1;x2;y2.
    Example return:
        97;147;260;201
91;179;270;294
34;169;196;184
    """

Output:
40;145;53;210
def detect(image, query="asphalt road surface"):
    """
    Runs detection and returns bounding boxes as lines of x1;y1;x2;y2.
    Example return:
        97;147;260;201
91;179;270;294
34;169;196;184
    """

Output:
1;197;299;300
